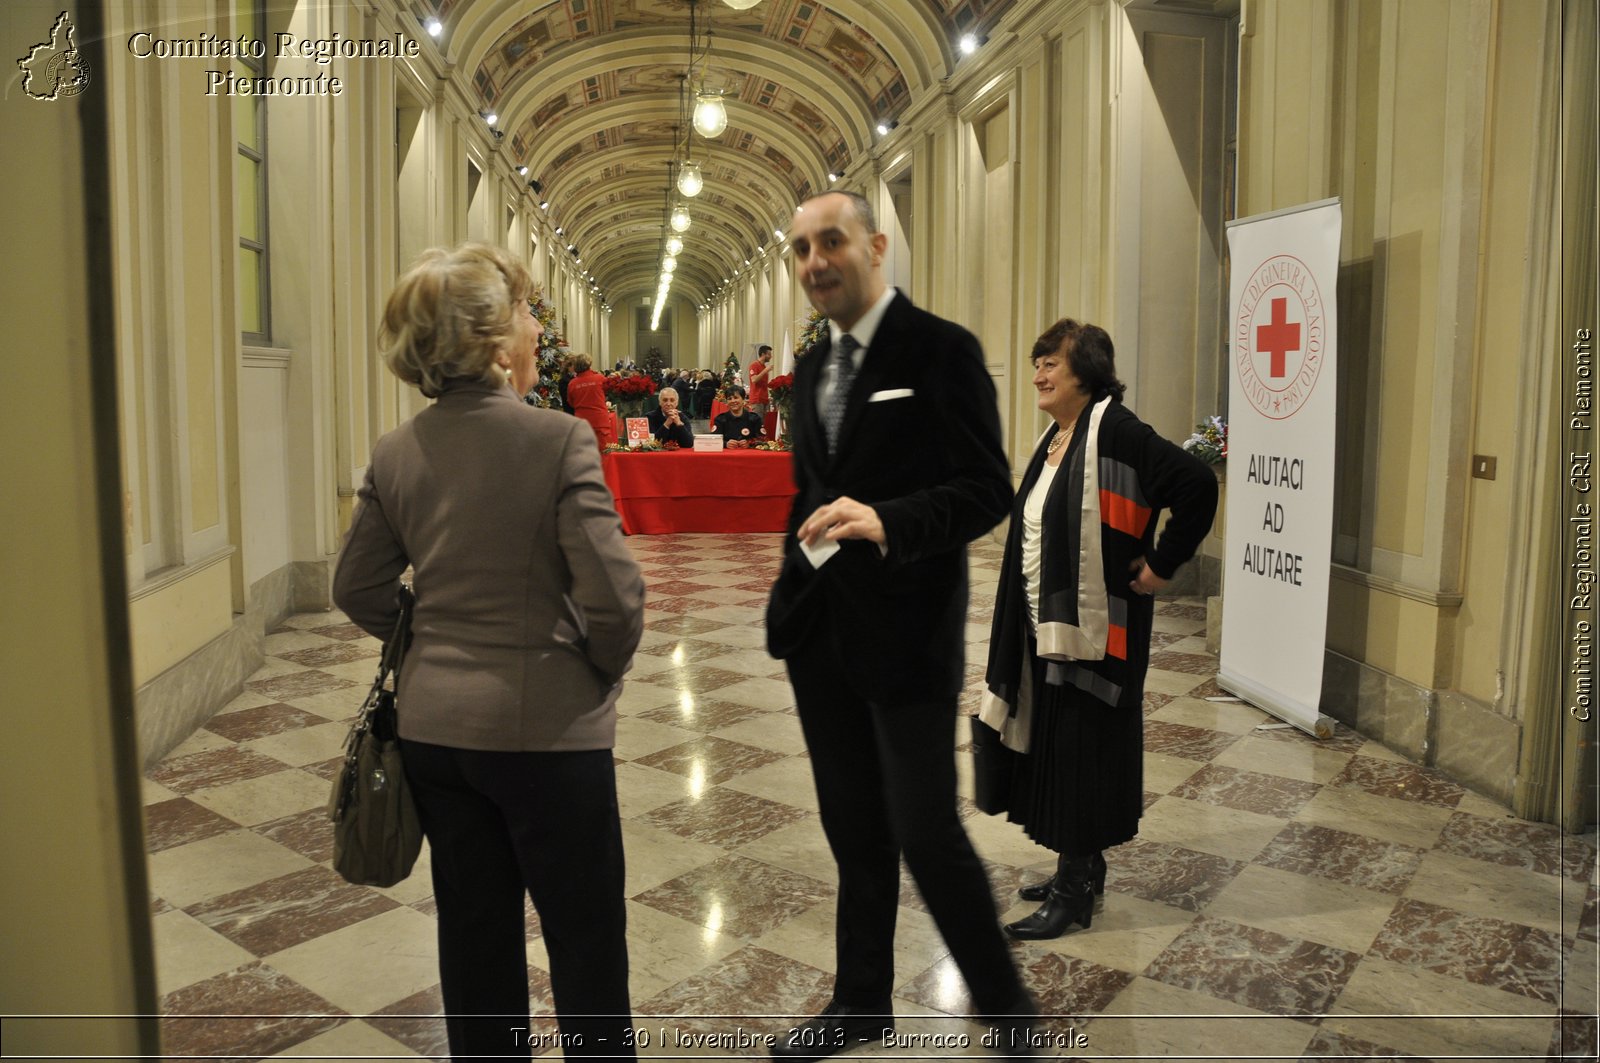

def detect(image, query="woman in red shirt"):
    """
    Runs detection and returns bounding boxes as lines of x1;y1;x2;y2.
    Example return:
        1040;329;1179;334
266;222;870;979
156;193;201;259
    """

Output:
565;353;616;450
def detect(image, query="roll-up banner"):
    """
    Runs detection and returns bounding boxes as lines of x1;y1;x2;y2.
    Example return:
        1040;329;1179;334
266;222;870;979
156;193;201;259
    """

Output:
1219;198;1341;737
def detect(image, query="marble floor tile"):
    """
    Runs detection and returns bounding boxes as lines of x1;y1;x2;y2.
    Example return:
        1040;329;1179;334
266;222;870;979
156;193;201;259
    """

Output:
615;680;686;717
1435;808;1599;881
1146;694;1272;734
754;896;948;989
1553;1009;1598;1060
306;620;375;642
1292;786;1455;850
366;983;450;1060
633;734;788;785
726;755;825;813
204;701;332;742
255;805;336;863
151;909;258;996
1404;849;1580;935
187;766;330;827
644;614;732;637
1007;892;1198;976
730;817;837;886
147;745;291;795
1166;762;1323;819
696;623;776;650
1200;863;1399;954
1137;793;1290;863
264;905;442;1016
1256;820;1426;894
264;1018;425;1059
611;716;702;762
623;899;748;1003
241;719;350;769
1144;650;1219;676
1325;955;1557;1059
637;695;771;733
1099;837;1246;914
710;709;808;755
263;628;344;656
632;854;834;939
161;961;346;1059
1211;732;1355;785
634;944;834;1048
278;609;349;630
273;641;380;670
638;785;812;848
1327;754;1466;809
1143;915;1361;1017
618;820;731;898
1369;897;1565;1003
710;675;798;711
1142;719;1243;763
615;760;707;818
144;796;239;853
187;864;402;957
247;669;361;702
1091;978;1317;1060
1297;1026;1435;1062
1141;750;1207;794
147;829;315;909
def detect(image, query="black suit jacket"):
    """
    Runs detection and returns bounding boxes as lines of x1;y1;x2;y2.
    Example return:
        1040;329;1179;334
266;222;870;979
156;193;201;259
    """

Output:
765;291;1012;704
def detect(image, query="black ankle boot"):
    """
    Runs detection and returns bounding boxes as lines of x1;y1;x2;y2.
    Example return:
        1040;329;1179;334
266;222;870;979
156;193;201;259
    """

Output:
1004;856;1095;940
1019;851;1105;902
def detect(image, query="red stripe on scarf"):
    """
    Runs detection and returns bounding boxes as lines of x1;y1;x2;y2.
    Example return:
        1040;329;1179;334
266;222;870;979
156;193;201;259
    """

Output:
1100;489;1152;538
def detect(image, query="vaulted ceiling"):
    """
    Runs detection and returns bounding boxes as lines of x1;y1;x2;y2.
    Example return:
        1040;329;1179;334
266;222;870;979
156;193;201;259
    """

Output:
421;0;1020;309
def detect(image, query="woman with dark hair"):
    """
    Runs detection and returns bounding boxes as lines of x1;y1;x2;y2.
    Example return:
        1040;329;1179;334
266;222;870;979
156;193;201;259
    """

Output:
975;318;1216;940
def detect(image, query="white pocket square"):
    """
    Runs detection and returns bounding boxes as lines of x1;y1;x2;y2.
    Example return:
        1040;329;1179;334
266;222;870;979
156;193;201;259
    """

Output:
867;388;914;402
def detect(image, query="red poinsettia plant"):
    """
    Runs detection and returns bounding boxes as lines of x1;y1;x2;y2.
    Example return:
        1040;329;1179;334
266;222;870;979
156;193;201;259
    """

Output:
602;375;659;399
767;373;794;404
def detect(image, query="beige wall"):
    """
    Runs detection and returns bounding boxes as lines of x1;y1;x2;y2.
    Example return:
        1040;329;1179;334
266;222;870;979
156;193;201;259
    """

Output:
1;0;157;1051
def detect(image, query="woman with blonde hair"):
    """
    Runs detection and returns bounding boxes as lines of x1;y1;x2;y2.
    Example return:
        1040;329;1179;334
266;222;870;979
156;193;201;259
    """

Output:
335;242;644;1060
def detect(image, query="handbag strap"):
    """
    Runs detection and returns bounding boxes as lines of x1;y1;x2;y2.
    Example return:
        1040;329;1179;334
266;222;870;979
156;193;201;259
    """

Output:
352;585;414;733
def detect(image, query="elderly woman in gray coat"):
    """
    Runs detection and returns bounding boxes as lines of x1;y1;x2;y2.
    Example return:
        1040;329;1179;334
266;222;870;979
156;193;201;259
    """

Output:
334;242;644;1062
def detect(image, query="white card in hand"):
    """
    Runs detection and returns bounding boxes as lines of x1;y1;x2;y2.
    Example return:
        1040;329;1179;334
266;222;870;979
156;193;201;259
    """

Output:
798;532;841;569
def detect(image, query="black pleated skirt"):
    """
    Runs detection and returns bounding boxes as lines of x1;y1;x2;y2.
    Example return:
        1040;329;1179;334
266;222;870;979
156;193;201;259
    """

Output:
1004;642;1144;856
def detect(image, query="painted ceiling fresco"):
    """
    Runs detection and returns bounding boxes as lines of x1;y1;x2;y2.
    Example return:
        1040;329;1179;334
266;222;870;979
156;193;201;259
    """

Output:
425;0;1021;299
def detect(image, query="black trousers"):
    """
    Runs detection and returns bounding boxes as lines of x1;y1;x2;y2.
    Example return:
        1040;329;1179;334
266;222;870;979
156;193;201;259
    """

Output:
400;741;635;1062
787;650;1025;1015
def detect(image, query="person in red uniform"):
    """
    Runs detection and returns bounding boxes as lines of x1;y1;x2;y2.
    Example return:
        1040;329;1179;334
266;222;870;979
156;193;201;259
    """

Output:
565;353;616;451
749;345;773;414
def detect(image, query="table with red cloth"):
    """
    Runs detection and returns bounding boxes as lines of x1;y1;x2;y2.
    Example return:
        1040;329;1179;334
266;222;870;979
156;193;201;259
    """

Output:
601;449;795;534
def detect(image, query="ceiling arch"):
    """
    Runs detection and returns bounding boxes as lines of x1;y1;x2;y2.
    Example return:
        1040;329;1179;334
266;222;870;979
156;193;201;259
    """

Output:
421;0;1024;314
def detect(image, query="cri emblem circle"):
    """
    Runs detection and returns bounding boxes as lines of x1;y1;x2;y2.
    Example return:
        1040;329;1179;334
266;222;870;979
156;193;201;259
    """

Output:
1235;254;1325;421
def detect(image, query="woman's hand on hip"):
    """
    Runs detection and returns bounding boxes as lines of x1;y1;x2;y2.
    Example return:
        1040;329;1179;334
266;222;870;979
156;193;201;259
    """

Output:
1128;557;1167;596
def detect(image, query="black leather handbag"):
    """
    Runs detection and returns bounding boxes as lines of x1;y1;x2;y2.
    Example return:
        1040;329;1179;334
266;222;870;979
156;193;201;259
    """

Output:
328;587;422;887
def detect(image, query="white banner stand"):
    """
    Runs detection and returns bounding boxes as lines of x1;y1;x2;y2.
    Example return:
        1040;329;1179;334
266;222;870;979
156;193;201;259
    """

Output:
1218;198;1342;738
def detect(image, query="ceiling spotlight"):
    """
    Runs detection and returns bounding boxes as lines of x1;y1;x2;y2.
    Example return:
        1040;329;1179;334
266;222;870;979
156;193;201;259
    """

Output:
666;235;683;256
720;0;763;10
567;244;576;253
483;111;498;126
827;171;841;183
960;33;987;55
774;228;784;240
518;165;528;176
529;178;543;194
424;17;441;37
876;119;898;136
670;205;691;232
693;90;728;138
678;160;703;198
539;200;550;210
554;227;564;235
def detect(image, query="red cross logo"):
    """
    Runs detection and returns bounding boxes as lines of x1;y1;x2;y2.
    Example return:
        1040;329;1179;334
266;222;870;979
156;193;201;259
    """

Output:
1256;297;1300;378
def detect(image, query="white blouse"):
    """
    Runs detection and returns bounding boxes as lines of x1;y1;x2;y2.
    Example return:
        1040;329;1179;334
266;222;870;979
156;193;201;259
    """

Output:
1021;457;1061;631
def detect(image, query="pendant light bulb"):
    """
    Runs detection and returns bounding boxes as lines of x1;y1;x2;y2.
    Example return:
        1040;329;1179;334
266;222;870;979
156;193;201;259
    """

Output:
677;160;703;197
693;91;728;138
666;236;684;256
670;205;692;233
721;0;763;9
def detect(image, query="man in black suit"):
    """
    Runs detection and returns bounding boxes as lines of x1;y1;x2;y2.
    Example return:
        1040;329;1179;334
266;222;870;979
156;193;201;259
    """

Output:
766;190;1032;1059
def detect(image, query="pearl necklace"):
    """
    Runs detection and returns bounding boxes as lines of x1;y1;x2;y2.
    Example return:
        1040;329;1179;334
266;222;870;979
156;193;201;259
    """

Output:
1047;423;1075;456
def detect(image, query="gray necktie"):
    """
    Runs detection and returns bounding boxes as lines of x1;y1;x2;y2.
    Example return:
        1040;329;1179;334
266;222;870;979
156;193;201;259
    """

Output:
823;333;860;453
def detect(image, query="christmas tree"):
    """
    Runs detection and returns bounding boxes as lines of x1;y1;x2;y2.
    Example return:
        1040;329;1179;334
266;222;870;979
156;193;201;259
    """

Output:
524;285;567;410
718;350;741;399
796;307;828;358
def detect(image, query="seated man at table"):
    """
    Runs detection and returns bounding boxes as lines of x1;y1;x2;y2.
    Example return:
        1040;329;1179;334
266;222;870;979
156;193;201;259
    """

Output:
711;385;766;449
647;387;695;448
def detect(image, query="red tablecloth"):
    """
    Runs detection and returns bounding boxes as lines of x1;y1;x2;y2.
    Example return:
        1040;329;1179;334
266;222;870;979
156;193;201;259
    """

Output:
601;450;795;534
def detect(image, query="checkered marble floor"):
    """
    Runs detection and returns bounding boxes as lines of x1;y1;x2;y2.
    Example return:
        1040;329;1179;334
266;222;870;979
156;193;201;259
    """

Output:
144;533;1598;1061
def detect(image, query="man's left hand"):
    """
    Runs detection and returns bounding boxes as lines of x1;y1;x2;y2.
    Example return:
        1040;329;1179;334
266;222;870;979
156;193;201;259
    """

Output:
798;496;886;547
